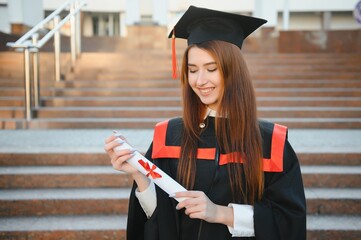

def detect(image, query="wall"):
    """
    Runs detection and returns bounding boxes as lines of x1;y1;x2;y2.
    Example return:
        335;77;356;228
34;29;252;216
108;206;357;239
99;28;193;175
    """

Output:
22;0;43;26
168;0;359;12
8;0;43;26
279;30;361;53
43;0;126;12
0;5;10;33
275;12;360;31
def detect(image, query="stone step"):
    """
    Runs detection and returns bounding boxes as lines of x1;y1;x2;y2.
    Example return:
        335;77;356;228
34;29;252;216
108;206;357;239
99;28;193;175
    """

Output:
58;79;361;89
1;117;361;129
1;87;360;97
2;96;361;108
0;166;132;188
0;127;359;163
301;166;361;188
74;54;359;65
36;87;361;98
267;118;361;129
250;63;361;69
306;188;361;215
297;153;361;166
34;106;361;118
72;72;361;81
248;62;361;68
32;107;181;118
74;69;359;79
2;79;360;88
77;56;360;67
0;215;127;240
245;53;361;60
249;65;359;71
74;73;172;81
0;188;359;217
1;106;360;119
0;80;54;88
0;214;359;240
0;152;359;166
73;65;361;74
41;96;181;107
0;188;131;217
256;97;361;107
0;97;24;107
0;153;111;166
251;73;361;80
306;215;361;240
41;96;361;107
0;165;359;189
70;64;361;76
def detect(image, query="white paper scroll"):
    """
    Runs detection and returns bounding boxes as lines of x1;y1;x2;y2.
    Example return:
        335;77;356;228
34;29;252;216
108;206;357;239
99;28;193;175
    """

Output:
114;138;188;202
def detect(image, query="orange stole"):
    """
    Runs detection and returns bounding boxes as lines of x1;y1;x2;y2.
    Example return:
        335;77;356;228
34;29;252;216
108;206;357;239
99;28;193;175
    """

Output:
152;120;287;172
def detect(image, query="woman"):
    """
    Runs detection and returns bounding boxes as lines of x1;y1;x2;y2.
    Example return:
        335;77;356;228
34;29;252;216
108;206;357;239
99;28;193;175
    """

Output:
104;5;306;240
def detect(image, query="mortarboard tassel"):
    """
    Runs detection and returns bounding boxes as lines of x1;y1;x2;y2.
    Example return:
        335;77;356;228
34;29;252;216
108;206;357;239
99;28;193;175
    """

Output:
172;29;177;79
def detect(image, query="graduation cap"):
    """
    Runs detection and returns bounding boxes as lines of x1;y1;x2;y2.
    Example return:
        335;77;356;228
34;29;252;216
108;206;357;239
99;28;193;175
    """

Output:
169;5;267;78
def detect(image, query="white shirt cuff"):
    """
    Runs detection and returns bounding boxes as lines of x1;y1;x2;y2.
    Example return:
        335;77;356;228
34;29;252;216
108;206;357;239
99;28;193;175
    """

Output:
227;203;255;237
134;181;157;218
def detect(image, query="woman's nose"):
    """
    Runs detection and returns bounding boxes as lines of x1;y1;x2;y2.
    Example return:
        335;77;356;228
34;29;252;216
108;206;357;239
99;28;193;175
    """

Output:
196;71;208;86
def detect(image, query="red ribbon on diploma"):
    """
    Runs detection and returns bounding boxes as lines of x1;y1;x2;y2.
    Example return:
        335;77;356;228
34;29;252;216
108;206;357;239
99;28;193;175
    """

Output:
138;159;162;179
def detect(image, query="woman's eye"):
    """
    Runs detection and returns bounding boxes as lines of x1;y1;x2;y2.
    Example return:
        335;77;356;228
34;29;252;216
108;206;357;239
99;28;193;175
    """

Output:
208;68;217;72
189;69;197;73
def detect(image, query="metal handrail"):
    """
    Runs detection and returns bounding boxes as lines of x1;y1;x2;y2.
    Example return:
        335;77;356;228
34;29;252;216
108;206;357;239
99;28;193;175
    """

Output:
6;0;86;122
7;0;80;48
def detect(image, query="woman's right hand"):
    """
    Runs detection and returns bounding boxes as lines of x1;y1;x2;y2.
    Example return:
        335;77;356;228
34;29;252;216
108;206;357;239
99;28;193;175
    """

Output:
104;133;151;191
104;134;139;175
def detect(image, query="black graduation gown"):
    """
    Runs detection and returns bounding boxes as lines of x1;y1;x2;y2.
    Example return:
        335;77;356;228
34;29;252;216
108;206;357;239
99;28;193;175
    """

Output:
127;117;306;240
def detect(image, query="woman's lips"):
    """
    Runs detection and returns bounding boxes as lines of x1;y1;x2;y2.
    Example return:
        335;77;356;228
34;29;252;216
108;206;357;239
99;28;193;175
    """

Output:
198;87;214;96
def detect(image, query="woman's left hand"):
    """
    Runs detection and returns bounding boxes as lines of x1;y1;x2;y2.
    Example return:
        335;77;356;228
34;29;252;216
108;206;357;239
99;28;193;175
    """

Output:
174;191;233;226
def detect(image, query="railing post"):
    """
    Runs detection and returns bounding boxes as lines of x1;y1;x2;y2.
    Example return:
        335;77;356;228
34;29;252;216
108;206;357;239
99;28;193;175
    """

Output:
70;2;77;68
6;0;86;122
23;45;33;121
54;15;61;82
32;34;40;108
75;0;81;57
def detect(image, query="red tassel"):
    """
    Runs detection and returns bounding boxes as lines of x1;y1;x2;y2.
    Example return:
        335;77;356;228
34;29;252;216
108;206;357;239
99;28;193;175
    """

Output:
172;29;177;79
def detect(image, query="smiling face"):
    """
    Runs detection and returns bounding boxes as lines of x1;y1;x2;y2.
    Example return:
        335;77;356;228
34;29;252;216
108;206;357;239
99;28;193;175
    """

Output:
187;46;223;111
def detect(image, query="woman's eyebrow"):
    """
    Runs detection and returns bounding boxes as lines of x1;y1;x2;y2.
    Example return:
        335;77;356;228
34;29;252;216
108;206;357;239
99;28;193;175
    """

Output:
188;62;217;67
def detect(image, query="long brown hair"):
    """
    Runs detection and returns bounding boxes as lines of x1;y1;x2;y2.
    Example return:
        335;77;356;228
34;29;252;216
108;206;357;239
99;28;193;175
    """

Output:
178;40;263;204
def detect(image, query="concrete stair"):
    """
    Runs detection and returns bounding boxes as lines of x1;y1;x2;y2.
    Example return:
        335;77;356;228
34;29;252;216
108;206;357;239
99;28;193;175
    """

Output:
0;151;360;239
0;52;72;80
0;51;360;129
0;49;360;239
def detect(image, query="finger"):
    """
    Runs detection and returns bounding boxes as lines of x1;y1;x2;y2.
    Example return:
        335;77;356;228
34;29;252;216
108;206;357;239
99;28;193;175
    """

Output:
176;193;208;210
111;151;131;165
112;157;127;170
175;191;203;198
104;139;124;152
112;152;135;169
113;130;126;140
109;147;132;165
188;212;206;220
184;204;204;215
176;198;200;210
104;134;117;144
113;149;135;162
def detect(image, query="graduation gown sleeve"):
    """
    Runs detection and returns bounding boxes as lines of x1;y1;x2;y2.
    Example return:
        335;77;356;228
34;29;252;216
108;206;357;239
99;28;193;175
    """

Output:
126;143;154;240
126;142;179;240
254;124;306;240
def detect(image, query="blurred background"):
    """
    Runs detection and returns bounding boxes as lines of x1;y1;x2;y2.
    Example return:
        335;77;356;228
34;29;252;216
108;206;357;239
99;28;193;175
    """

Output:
0;0;360;239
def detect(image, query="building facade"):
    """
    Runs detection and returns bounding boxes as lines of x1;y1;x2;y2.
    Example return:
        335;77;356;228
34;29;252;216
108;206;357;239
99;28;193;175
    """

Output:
0;0;360;36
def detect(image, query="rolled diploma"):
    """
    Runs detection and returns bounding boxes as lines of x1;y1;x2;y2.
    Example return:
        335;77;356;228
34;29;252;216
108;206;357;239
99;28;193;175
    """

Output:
114;140;188;202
